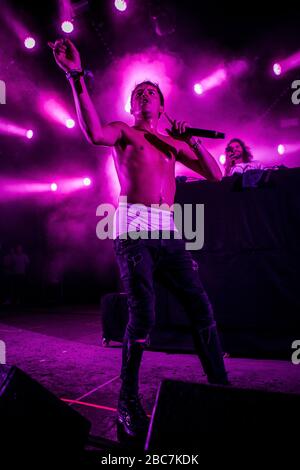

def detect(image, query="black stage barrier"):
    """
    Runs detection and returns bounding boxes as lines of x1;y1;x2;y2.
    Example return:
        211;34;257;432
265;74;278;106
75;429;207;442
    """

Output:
102;168;300;358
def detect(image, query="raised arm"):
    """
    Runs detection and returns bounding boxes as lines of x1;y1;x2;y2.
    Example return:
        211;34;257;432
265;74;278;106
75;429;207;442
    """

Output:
48;38;124;146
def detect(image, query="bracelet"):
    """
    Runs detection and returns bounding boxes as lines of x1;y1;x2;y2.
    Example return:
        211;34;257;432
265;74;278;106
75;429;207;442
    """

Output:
65;69;85;80
190;138;202;149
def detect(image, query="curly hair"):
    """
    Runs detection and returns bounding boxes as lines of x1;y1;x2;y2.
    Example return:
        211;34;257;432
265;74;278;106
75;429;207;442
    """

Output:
225;138;254;176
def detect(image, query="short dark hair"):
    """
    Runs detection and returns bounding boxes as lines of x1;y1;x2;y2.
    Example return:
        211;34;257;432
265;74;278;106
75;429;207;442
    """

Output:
226;138;253;163
130;80;164;107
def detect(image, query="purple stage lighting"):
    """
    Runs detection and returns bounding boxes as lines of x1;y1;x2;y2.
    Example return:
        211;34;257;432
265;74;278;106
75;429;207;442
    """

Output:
61;20;74;33
194;68;227;96
194;83;204;95
219;154;226;165
24;36;36;49
51;183;58;192
42;97;76;129
273;63;282;76
114;0;127;12
66;118;75;129
277;144;285;155
83;177;91;187
26;129;34;139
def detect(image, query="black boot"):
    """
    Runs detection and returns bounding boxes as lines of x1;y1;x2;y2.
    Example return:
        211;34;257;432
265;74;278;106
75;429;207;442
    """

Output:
192;323;230;385
117;338;150;442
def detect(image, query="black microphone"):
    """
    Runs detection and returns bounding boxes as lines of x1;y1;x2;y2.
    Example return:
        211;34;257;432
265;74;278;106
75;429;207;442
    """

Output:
183;127;225;139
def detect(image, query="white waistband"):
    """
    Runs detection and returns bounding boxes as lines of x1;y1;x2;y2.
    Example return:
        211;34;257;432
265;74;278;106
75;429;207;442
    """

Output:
113;203;178;239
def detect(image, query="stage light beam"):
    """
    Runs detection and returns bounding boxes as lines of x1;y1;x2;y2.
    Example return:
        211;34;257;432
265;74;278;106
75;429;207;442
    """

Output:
277;144;285;155
26;129;34;139
61;20;74;33
51;183;58;192
83;177;91;187
219;154;226;165
114;0;127;12
24;36;36;49
193;68;227;96
66;118;75;129
273;63;282;76
194;83;204;95
42;97;76;130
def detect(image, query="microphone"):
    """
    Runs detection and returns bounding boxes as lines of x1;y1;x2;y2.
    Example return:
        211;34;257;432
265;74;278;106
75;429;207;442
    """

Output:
183;127;225;139
163;112;225;139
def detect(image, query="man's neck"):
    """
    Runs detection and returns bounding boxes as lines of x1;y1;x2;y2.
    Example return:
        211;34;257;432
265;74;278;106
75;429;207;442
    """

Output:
134;117;158;133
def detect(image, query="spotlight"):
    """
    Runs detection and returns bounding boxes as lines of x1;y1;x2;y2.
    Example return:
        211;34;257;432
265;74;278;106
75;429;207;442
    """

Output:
83;177;91;187
219;154;226;165
42;97;76;129
66;118;75;128
50;183;58;192
24;36;36;49
194;83;204;95
26;129;33;139
277;144;285;155
125;96;131;113
273;63;282;76
114;0;127;12
61;20;74;33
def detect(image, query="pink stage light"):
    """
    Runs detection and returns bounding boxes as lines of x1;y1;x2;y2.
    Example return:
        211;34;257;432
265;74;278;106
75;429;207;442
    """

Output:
61;20;74;33
26;129;34;139
273;63;282;76
0;179;58;199
114;0;127;12
83;177;91;187
272;50;300;77
124;96;131;113
194;83;204;95
66;118;75;128
48;177;93;194
277;144;285;155
0;119;33;139
24;36;36;49
194;68;227;95
42;98;75;129
219;154;226;165
51;183;58;192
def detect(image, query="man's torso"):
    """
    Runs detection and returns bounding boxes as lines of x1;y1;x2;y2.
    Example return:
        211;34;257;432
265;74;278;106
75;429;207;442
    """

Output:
112;125;181;207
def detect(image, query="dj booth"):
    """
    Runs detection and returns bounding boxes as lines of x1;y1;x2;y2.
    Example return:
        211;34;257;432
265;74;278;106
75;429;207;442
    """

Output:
102;168;300;358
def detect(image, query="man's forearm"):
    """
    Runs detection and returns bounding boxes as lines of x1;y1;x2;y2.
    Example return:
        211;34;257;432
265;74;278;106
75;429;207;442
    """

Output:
189;139;222;181
69;76;102;144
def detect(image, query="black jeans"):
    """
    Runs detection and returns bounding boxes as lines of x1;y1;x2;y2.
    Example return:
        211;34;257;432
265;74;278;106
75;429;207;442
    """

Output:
113;231;216;342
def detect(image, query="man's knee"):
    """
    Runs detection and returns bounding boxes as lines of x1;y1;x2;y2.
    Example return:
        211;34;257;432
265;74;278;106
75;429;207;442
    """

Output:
126;323;153;343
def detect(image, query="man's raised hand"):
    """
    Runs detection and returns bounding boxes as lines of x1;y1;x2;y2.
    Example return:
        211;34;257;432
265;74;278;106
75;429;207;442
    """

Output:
48;38;82;72
164;112;192;142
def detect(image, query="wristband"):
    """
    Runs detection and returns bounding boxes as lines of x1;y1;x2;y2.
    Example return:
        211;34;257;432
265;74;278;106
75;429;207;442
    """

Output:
65;69;85;80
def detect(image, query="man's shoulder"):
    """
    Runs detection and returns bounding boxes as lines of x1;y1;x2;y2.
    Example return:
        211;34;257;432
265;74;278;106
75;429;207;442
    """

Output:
108;120;129;130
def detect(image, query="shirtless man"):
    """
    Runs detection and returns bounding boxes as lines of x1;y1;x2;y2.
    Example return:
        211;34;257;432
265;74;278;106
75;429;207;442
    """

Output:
49;38;228;443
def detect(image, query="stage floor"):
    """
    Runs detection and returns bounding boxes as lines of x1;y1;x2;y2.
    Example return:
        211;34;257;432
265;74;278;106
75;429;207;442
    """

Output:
0;306;299;443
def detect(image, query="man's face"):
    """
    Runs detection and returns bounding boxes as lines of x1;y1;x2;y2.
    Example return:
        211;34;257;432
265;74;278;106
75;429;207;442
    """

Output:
226;141;243;164
130;84;163;119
